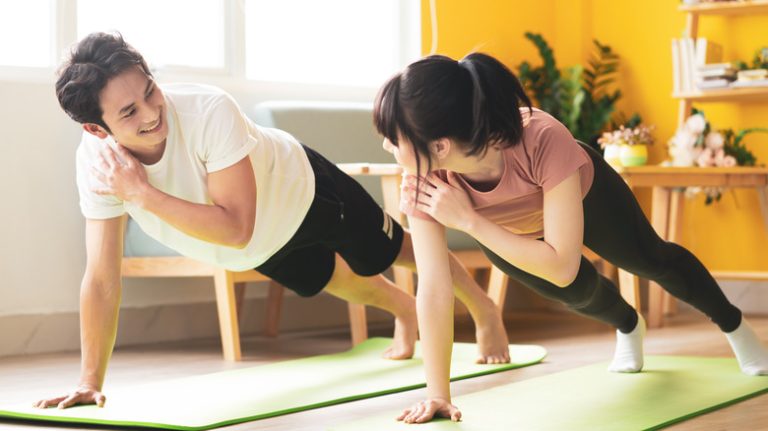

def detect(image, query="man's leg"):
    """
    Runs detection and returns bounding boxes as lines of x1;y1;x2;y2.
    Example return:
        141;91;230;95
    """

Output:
393;231;511;364
323;254;418;360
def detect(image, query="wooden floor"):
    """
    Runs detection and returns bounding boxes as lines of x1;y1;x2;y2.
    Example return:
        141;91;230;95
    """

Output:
0;308;766;430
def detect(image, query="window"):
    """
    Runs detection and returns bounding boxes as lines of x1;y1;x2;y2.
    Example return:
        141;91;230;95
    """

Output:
1;0;419;90
0;0;54;67
77;0;226;70
244;0;418;87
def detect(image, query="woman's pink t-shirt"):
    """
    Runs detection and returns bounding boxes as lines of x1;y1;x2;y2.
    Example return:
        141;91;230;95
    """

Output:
403;108;594;238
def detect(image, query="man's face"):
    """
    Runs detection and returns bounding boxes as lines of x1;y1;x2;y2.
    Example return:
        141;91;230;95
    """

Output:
88;66;168;157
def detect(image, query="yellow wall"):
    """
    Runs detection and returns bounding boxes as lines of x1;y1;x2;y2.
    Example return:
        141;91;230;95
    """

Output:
422;0;768;271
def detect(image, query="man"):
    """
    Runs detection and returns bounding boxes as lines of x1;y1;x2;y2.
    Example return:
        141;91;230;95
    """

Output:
34;32;509;409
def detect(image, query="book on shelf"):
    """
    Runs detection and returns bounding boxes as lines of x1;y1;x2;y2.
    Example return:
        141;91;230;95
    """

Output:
695;38;723;66
697;78;732;89
737;69;768;81
698;67;736;77
671;37;728;93
699;62;735;70
674;37;697;92
730;79;768;88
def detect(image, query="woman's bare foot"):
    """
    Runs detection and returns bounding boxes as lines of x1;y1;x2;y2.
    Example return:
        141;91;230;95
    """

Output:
475;304;510;364
383;302;418;360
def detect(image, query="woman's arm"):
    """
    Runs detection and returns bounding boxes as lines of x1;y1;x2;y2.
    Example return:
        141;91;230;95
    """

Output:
397;216;461;424
465;172;583;286
419;171;584;287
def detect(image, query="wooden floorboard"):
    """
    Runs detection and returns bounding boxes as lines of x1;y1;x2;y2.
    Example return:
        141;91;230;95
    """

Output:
0;309;766;430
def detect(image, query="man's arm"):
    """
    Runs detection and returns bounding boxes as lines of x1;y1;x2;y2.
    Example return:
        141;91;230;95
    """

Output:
34;215;125;409
93;146;257;249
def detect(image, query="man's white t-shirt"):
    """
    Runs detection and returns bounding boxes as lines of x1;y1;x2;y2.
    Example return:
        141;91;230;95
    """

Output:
75;83;315;271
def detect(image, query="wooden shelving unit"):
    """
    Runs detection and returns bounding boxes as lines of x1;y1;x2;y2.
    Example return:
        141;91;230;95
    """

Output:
674;1;768;124
679;0;768;16
673;86;768;102
661;1;768;323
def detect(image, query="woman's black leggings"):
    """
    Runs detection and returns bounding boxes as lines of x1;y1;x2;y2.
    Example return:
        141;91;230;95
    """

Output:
479;143;742;333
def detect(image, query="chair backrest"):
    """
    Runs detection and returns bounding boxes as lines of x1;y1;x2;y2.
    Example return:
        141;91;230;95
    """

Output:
252;100;390;204
124;216;179;257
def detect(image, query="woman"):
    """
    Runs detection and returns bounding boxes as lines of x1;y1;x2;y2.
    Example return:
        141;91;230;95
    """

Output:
373;52;768;424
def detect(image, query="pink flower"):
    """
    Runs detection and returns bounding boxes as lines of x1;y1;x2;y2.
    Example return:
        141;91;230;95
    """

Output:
705;132;724;150
697;148;714;167
714;149;725;166
723;156;737;167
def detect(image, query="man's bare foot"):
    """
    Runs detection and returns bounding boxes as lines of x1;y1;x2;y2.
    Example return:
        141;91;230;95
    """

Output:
383;302;417;360
475;305;510;364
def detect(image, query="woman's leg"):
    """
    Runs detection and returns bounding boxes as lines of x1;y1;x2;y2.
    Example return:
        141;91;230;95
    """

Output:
478;243;644;372
580;144;767;375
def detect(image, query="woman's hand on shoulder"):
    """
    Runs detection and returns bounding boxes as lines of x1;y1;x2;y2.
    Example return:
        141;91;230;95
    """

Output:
410;172;477;232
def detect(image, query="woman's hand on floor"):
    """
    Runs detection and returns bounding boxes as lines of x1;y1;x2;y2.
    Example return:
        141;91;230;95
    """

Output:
32;385;106;409
397;398;461;424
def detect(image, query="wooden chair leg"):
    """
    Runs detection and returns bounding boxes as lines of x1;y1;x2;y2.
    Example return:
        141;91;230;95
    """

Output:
487;266;509;309
213;270;242;361
263;281;284;338
234;282;246;325
348;303;368;345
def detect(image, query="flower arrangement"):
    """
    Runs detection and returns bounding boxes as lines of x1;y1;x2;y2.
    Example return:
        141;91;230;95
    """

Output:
668;109;767;204
669;112;736;169
597;119;655;167
598;123;655;148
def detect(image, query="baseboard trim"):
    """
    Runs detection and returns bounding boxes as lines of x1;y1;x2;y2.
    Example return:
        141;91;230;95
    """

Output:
0;294;391;358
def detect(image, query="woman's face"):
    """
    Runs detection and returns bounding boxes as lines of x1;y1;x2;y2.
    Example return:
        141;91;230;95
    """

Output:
382;136;436;175
382;136;422;175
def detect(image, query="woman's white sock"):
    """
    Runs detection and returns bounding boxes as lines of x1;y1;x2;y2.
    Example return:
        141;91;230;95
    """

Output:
608;312;645;373
725;318;768;376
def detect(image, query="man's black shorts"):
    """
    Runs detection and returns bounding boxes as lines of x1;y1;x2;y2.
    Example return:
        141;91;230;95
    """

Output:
254;144;404;297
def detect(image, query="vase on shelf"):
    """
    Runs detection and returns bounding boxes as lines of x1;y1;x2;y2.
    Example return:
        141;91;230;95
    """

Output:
619;144;648;167
603;143;623;168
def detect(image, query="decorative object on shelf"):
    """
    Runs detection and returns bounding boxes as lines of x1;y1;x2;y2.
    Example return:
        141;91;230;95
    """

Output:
598;118;655;167
668;110;766;203
736;46;768;71
517;33;621;152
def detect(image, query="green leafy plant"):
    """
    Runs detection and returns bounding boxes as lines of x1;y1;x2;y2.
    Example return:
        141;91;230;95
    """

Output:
721;128;768;167
517;32;622;151
736;47;768;70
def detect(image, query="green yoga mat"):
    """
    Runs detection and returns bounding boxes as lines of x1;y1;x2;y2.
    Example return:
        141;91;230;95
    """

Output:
0;338;546;430
331;355;768;431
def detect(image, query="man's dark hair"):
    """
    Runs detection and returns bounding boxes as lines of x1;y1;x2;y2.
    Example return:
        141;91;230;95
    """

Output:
55;32;152;133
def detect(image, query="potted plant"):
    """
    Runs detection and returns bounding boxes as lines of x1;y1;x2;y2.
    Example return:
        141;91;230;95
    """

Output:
597;121;655;167
517;33;621;152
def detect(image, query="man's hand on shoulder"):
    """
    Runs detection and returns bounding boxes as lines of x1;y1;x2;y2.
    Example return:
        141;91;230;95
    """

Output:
91;145;151;204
